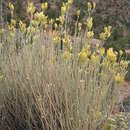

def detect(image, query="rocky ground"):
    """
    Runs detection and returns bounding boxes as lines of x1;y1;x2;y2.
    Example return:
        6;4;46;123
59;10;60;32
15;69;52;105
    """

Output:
120;82;130;128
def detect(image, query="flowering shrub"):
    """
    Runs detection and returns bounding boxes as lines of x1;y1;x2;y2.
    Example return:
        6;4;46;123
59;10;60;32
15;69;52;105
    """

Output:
0;1;129;130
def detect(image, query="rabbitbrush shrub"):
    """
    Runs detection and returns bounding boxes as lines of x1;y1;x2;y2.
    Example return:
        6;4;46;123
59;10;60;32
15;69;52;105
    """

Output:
0;1;129;130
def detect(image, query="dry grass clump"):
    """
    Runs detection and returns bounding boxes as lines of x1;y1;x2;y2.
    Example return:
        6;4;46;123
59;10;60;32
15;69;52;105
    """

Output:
0;42;121;130
0;1;129;130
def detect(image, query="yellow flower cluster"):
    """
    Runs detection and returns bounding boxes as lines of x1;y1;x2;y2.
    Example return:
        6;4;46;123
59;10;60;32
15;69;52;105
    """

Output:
119;50;123;56
64;0;73;10
19;21;26;33
41;2;48;11
11;19;16;27
34;12;48;29
96;43;99;50
78;22;82;31
106;48;117;62
80;50;88;62
62;34;72;51
79;46;91;62
76;10;80;17
99;26;112;41
87;17;93;30
91;52;100;63
85;2;97;41
27;2;35;14
100;48;105;56
114;60;130;84
34;12;43;22
120;60;129;69
49;19;54;25
99;33;105;41
88;2;96;12
115;73;125;84
54;35;60;47
88;2;92;12
9;2;14;16
61;3;67;15
87;31;94;38
9;2;14;11
91;52;96;62
8;19;16;32
105;26;111;37
56;16;65;25
68;0;73;5
57;0;73;25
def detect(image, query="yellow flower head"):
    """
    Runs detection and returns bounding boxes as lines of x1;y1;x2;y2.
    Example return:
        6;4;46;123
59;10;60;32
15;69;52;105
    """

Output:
11;19;16;27
68;0;73;5
9;2;14;12
35;12;44;21
86;45;91;53
100;26;112;41
99;32;106;41
120;60;129;69
62;35;72;51
96;43;99;50
93;2;96;10
19;21;26;33
87;17;93;30
104;26;111;38
54;35;60;46
8;19;16;32
79;50;88;62
76;10;80;17
100;48;105;56
41;2;48;11
42;20;48;29
54;23;58;29
86;31;94;38
115;73;124;84
91;53;96;62
49;19;54;25
8;24;12;31
91;52;99;63
119;50;123;56
107;48;117;62
27;2;35;14
39;12;44;20
78;22;82;31
56;15;64;25
88;2;92;12
61;4;67;15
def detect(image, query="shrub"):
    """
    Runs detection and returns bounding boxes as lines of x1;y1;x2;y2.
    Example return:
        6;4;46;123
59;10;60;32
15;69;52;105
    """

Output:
0;1;129;130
